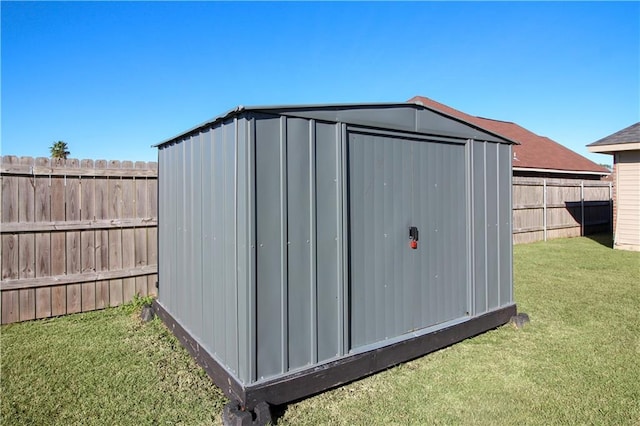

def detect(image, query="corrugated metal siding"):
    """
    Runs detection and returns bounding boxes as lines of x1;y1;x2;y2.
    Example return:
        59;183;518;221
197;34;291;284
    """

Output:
254;114;343;380
236;117;252;383
471;141;513;314
499;144;513;305
348;132;468;349
315;122;342;362
472;141;487;315
157;104;515;386
485;143;499;310
158;119;243;378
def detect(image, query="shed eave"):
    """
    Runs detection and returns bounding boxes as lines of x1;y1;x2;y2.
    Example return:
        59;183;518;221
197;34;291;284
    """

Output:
153;105;246;148
587;142;640;154
154;101;519;149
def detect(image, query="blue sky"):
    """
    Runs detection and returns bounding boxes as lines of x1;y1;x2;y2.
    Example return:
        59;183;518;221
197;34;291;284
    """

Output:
2;1;638;164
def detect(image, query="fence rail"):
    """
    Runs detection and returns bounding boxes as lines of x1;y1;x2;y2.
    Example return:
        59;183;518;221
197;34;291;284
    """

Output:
1;155;157;324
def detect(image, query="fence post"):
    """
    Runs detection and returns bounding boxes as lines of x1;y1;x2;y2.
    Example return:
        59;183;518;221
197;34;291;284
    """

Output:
543;178;547;241
609;181;613;233
580;181;585;236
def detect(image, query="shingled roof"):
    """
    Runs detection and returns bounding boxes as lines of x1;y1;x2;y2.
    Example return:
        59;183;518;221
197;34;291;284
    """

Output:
409;95;610;176
587;122;640;152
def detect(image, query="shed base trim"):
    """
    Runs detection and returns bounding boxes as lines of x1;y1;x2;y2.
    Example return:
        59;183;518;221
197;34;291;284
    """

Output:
154;301;516;409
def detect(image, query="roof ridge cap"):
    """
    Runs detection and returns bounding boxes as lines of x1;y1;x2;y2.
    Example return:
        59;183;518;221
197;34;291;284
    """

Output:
475;116;514;124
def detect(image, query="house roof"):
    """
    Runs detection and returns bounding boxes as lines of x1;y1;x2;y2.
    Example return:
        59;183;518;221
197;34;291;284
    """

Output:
409;95;610;176
586;122;640;154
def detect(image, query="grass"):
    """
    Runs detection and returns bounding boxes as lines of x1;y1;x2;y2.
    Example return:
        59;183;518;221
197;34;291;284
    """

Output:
2;235;639;425
1;297;226;425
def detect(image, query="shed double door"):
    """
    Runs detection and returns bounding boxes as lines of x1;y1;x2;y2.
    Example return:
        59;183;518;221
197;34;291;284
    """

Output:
348;131;469;349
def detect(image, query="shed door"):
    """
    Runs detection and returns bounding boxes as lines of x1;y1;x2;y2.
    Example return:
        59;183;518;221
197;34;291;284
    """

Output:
348;131;469;349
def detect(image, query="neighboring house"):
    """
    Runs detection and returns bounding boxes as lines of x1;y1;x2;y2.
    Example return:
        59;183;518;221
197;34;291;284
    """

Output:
587;123;640;251
409;96;610;180
408;95;613;243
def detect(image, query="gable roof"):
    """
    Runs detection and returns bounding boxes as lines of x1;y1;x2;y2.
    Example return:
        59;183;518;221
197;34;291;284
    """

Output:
587;122;640;154
155;102;516;148
409;95;610;176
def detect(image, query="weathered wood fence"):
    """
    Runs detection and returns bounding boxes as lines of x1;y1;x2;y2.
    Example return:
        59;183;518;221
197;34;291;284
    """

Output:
513;176;612;245
1;156;157;324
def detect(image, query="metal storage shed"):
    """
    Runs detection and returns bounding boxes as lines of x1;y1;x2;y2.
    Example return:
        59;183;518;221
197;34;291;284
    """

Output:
154;102;517;415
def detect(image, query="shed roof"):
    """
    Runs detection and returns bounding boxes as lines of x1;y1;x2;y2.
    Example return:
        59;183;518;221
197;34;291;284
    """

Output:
155;102;518;148
587;122;640;154
409;96;610;176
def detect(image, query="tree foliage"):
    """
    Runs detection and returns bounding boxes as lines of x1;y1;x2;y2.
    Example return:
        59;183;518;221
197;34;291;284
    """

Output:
50;141;70;159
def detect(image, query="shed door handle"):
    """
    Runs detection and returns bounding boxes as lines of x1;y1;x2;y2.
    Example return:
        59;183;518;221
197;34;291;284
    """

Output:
409;226;419;241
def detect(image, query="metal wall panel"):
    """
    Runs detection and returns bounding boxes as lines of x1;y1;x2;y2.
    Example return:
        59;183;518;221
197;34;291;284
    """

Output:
211;124;226;358
485;143;500;310
254;115;343;380
175;138;186;324
472;141;487;314
255;115;285;380
236;117;251;384
470;140;513;314
200;129;216;359
158;120;243;378
286;118;312;370
189;133;204;340
498;144;513;306
315;122;341;362
349;132;468;349
223;120;239;374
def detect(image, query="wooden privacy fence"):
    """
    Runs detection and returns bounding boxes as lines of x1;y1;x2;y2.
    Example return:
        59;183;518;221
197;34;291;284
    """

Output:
1;156;158;324
513;176;612;245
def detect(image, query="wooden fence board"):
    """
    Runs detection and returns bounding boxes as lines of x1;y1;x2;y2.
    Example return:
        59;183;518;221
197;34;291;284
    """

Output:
80;160;96;312
96;281;109;309
147;228;158;296
19;288;35;321
35;287;52;319
147;166;158;296
121;164;136;301
1;290;19;324
2;157;19;287
135;163;148;297
34;158;51;318
1;235;18;281
18;158;36;319
108;161;123;306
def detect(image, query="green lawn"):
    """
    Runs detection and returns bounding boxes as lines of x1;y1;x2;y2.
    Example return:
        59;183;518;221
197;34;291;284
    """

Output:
2;235;639;425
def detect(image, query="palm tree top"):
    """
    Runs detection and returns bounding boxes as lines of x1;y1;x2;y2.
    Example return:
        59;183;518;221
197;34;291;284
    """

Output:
50;141;70;159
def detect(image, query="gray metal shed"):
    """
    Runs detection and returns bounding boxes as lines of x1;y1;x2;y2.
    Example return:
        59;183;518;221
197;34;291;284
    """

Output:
154;102;517;414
